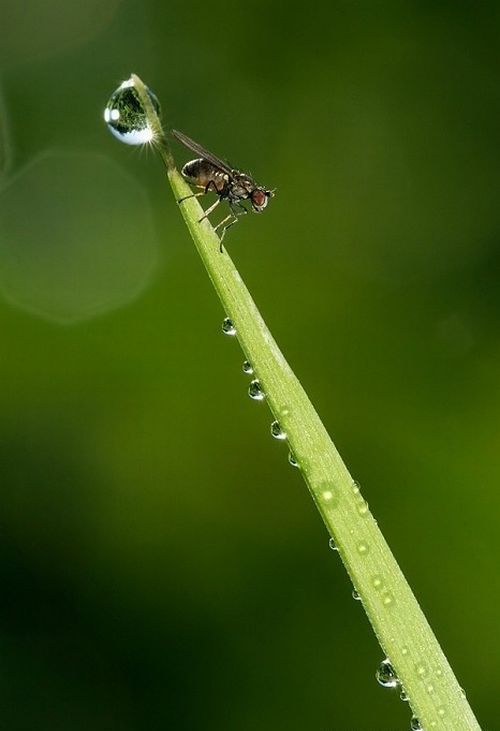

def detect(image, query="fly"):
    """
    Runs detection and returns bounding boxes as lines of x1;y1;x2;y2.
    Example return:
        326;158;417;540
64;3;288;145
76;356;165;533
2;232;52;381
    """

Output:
171;129;275;251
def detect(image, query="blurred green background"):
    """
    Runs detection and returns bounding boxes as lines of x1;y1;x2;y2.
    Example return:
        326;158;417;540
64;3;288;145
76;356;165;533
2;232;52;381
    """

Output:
0;1;498;729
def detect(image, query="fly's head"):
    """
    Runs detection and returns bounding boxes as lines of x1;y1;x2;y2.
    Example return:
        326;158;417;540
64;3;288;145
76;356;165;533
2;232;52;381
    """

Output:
250;186;275;213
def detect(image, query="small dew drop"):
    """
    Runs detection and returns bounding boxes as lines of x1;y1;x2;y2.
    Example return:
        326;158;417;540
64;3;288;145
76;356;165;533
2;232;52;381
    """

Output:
248;380;265;401
242;360;254;375
322;490;333;502
435;667;443;678
222;317;236;335
376;658;399;688
401;646;409;656
104;77;160;146
381;591;395;607
270;420;287;440
328;537;338;551
415;662;428;678
352;480;361;494
288;451;299;468
357;500;369;515
372;575;383;590
400;689;409;702
410;717;423;731
460;687;467;699
352;589;362;601
437;706;446;718
357;541;369;555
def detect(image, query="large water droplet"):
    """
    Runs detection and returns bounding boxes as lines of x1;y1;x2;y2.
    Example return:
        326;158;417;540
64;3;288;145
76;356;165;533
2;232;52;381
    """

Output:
288;451;299;468
270;420;287;440
410;717;423;731
242;360;253;374
104;77;160;146
222;317;236;335
248;379;265;400
376;658;399;688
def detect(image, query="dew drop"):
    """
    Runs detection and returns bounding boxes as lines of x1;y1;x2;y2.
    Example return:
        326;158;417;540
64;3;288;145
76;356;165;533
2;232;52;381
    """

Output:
322;490;333;502
352;589;361;601
372;575;383;590
352;480;361;494
381;590;395;607
376;658;399;688
288;451;299;468
357;500;369;515
460;687;466;699
242;360;253;375
104;77;160;146
415;662;428;678
248;380;265;400
401;646;409;656
357;541;369;555
400;689;409;702
437;706;446;718
270;420;287;440
410;717;423;731
222;317;236;335
426;683;434;694
328;537;338;551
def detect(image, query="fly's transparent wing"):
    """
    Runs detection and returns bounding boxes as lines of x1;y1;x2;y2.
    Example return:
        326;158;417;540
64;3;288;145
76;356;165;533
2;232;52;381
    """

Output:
171;129;234;177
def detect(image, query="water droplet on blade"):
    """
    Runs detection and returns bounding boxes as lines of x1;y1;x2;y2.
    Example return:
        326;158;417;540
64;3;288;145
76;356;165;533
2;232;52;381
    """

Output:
248;379;265;400
288;451;299;468
270;420;287;440
376;658;399;688
352;589;361;601
328;537;338;551
222;317;236;335
242;360;253;374
410;716;423;730
104;77;160;146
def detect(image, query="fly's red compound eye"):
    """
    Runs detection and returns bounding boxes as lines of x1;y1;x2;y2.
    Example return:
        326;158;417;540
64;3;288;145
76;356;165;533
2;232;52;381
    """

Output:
251;189;268;209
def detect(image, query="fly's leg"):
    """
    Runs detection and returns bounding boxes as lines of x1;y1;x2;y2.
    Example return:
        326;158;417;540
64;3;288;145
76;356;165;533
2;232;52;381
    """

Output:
214;213;239;253
177;191;205;204
198;197;221;222
177;180;219;205
215;203;247;252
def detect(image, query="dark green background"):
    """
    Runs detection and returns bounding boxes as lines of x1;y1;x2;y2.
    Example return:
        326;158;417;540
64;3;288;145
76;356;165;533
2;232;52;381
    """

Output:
0;1;498;729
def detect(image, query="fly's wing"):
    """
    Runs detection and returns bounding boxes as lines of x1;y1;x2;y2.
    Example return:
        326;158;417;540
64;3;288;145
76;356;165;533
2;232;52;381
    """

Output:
171;129;234;177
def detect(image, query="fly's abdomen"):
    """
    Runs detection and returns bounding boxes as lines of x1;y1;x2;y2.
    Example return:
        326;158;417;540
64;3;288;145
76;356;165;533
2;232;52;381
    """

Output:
181;158;228;193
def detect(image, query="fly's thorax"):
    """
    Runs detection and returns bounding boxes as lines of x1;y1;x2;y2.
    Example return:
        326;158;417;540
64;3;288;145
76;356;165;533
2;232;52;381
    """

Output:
181;158;229;192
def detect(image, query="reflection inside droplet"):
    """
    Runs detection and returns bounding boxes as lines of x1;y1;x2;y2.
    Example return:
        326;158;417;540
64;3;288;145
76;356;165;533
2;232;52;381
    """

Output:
376;658;399;688
270;420;286;440
104;77;161;146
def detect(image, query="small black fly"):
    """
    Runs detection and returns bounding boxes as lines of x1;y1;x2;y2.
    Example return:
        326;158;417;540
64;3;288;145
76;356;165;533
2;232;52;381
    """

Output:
171;129;275;251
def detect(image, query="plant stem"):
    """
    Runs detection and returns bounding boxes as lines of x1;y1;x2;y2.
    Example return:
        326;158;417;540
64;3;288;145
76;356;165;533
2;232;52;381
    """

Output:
131;73;482;731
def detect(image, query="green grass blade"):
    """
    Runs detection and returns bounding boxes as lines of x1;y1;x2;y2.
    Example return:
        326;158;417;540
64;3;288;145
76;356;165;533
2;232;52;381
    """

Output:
130;73;482;731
